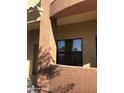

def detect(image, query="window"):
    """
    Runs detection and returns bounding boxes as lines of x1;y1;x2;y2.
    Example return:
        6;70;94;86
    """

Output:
57;38;83;66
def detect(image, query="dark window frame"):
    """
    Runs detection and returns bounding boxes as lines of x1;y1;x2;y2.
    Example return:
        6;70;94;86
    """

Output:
56;38;83;66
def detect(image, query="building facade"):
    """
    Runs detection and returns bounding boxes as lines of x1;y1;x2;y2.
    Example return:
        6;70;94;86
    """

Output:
27;0;97;93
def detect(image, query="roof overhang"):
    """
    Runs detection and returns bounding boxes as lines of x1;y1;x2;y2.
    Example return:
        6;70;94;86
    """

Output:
50;0;96;18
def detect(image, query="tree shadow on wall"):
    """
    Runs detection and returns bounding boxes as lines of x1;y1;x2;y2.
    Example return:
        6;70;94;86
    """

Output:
36;46;75;93
49;83;75;93
27;0;41;22
37;47;61;80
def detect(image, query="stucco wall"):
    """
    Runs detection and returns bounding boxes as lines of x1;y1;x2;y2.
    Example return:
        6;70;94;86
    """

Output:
27;30;39;82
55;20;97;67
50;0;96;18
27;30;39;65
37;0;57;91
48;20;97;93
49;66;97;93
37;1;97;92
39;0;56;63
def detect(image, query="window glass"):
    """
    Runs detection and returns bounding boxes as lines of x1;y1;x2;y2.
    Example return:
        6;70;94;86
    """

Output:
57;40;65;52
72;39;82;51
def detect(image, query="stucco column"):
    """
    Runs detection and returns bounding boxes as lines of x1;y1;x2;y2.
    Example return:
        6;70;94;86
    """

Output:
39;0;56;62
37;0;56;92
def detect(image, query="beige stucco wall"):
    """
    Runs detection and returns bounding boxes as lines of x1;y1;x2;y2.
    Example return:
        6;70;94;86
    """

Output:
49;66;97;93
50;0;85;17
36;1;96;92
50;0;96;18
27;30;39;79
39;0;56;63
55;20;97;67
